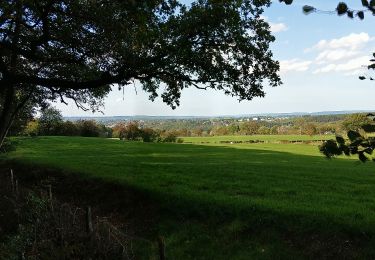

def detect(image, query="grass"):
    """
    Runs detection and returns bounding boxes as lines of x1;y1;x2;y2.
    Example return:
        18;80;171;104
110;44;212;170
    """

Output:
2;136;375;259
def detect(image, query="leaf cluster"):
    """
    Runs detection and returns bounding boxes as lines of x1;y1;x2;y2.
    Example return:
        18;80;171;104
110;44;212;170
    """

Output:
320;114;375;162
0;0;281;109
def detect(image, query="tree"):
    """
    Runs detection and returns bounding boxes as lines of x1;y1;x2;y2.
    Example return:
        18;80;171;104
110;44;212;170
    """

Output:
0;0;281;149
240;121;260;135
7;101;36;136
342;113;372;132
302;123;317;136
38;106;63;136
119;122;142;141
76;120;101;137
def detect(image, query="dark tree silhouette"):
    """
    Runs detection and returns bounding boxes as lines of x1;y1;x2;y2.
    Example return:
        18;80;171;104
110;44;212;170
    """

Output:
0;0;282;148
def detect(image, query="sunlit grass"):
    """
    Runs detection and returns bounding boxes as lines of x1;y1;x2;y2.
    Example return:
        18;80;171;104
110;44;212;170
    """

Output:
3;136;375;259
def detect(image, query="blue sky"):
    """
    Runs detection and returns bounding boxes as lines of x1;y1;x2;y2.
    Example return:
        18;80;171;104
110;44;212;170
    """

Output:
56;0;375;116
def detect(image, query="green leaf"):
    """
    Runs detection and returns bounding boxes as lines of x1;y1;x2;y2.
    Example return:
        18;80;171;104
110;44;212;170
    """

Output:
358;151;368;162
363;147;373;155
347;10;354;18
359;76;366;80
350;146;358;154
302;5;315;14
336;135;345;145
347;130;362;141
357;11;365;20
337;2;348;15
284;0;293;5
362;0;369;6
319;140;342;158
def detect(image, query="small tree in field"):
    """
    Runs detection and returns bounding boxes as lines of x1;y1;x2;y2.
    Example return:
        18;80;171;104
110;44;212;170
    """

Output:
118;122;142;141
38;107;63;136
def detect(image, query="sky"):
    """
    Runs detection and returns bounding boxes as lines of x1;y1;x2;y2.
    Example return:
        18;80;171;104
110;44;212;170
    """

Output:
55;0;375;117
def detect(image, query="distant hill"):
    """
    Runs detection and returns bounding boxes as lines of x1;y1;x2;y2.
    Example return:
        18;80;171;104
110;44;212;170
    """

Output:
64;110;374;122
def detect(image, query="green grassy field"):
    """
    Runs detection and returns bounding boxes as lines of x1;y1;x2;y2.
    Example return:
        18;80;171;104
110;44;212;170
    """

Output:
2;136;375;259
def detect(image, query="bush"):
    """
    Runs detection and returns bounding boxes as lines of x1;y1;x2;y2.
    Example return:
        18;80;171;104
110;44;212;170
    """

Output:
60;121;80;136
141;128;159;142
76;120;101;137
160;131;177;143
24;121;39;137
114;122;142;141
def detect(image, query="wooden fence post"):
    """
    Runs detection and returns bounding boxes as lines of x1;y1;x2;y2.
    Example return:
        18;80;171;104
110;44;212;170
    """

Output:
157;236;166;260
86;206;93;235
10;169;14;193
15;179;19;197
48;185;54;213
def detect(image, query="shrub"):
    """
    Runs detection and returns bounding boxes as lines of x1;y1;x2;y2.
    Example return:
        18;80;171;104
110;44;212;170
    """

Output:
24;121;39;137
76;120;101;137
141;128;159;142
117;122;142;141
38;107;63;136
60;121;80;136
160;131;177;143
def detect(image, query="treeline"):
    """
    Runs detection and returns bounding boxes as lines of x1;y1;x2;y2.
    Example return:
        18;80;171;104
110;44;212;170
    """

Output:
150;121;340;137
112;122;182;143
24;115;112;138
14;107;375;139
20;107;182;143
142;114;374;137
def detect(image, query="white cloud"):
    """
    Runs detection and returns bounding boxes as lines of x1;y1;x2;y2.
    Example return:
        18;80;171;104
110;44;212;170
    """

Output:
280;59;312;74
315;49;359;64
261;15;288;33
304;32;373;75
309;32;370;52
270;22;288;33
313;56;370;74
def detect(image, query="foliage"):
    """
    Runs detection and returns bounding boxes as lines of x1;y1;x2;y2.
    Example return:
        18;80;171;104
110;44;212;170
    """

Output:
7;102;36;136
118;122;142;141
24;120;39;137
59;121;81;136
342;113;372;132
76;120;101;137
38;106;63;136
32;109;111;137
0;0;282;148
240;121;260;135
141;127;159;142
319;113;375;162
160;131;178;143
320;130;375;162
113;122;180;143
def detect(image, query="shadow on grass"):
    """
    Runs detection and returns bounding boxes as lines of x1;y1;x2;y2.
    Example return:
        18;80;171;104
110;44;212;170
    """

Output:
2;138;375;258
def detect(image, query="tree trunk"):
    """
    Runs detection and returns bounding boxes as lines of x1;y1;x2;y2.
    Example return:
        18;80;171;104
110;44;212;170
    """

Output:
0;84;16;150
